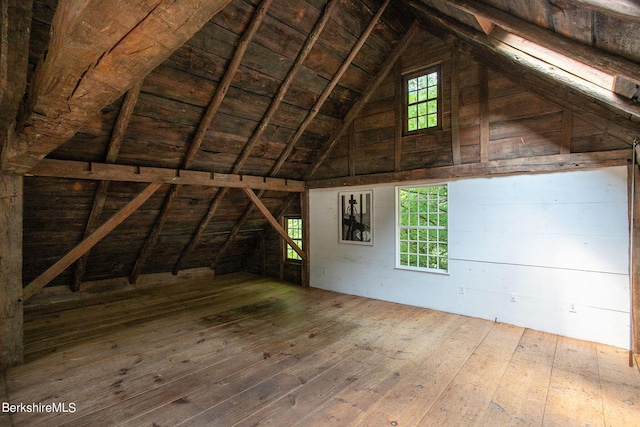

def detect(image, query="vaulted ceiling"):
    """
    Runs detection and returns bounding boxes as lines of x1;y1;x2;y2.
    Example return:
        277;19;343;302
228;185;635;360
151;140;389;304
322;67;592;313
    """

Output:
2;0;639;294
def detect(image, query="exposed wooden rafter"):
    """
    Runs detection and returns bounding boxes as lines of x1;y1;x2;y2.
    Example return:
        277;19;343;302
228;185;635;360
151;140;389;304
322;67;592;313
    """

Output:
306;21;420;179
271;0;392;177
410;2;640;145
2;0;232;174
0;0;32;139
568;0;640;23
233;0;340;174
241;188;305;259
22;182;162;301
175;0;339;275
209;0;394;270
129;0;273;284
71;82;141;292
437;0;640;85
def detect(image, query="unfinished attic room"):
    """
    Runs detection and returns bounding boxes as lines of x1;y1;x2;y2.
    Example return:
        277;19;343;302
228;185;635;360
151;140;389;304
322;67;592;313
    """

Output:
4;0;640;425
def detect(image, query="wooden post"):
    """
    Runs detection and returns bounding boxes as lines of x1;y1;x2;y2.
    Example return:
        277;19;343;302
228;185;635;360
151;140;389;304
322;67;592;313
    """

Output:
451;51;461;166
301;189;310;287
0;173;23;368
479;65;489;163
631;162;640;356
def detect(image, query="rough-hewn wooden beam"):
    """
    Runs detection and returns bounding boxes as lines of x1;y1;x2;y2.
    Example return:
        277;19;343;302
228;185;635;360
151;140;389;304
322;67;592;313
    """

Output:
2;0;232;174
451;51;461;166
0;174;23;368
71;82;141;291
560;111;573;154
233;0;339;174
411;3;640;145
412;3;640;121
479;65;489;163
129;0;272;284
306;21;420;179
241;188;305;260
300;190;310;287
28;159;305;191
0;0;31;137
234;192;297;275
22;183;162;301
271;0;392;177
630;161;640;355
568;0;640;23
204;0;344;271
438;0;640;84
307;150;631;189
172;187;230;275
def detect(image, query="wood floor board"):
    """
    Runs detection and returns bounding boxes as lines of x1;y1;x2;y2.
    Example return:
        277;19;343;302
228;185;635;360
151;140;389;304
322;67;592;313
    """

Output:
12;292;362;425
543;336;605;426
595;343;640;426
2;273;638;426
480;328;558;426
355;316;494;427
416;322;525;426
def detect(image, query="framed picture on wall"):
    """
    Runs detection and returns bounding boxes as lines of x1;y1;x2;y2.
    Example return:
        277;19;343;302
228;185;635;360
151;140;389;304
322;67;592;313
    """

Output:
339;190;373;245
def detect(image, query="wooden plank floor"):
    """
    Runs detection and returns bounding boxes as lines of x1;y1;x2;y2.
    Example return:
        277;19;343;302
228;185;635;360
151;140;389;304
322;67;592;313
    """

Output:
2;273;640;426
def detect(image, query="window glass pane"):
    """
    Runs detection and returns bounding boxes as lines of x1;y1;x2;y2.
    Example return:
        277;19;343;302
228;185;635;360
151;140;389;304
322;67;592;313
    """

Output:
285;218;302;261
396;185;448;272
428;86;437;99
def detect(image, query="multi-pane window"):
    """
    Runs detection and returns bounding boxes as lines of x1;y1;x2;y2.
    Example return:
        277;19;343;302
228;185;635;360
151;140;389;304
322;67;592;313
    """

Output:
397;185;448;272
285;217;302;261
405;67;440;133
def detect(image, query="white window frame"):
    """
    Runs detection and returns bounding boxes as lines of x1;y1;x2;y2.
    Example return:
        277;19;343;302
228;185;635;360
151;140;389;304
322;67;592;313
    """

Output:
395;183;449;273
284;216;303;262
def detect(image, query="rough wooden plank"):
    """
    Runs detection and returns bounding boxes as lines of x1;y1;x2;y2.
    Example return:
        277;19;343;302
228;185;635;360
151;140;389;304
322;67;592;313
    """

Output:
72;82;141;291
543;336;605;425
233;0;340;174
418;323;524;425
3;0;232;174
0;174;23;368
0;0;32;136
22;182;162;301
451;51;461;165
271;0;392;177
27;159;305;192
300;190;310;287
6;276;640;425
306;21;420;179
439;0;640;82
172;188;230;275
570;0;640;23
394;61;404;171
479;329;557;425
596;343;640;426
560;110;573;154
480;65;489;163
307;150;631;189
632;161;640;355
242;188;305;259
411;2;640;144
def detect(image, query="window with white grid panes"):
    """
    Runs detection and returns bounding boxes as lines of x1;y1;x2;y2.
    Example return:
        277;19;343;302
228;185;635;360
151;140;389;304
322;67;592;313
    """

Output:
405;66;440;133
285;217;302;261
397;185;448;272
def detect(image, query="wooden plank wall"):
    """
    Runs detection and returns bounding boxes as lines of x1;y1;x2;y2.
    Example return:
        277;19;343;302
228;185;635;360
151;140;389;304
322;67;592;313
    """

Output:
312;29;630;180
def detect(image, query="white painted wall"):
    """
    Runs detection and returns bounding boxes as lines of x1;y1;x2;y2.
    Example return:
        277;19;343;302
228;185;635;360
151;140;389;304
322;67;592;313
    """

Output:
309;167;631;349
